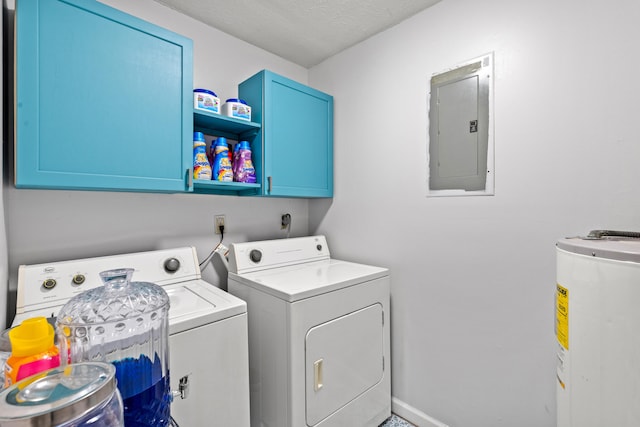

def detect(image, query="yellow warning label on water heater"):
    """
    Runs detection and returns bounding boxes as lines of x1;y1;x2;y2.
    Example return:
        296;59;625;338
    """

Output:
556;284;569;350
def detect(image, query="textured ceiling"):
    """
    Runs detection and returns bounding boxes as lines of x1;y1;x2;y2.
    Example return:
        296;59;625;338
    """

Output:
151;0;442;68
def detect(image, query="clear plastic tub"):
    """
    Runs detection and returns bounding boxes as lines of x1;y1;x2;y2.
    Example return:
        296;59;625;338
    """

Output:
193;89;220;114
221;98;251;121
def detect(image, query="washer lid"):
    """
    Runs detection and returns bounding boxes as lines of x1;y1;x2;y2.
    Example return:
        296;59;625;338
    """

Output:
12;280;247;333
229;259;388;302
165;280;246;335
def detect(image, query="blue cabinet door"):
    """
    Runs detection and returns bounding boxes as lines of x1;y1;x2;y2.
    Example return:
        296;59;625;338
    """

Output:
239;70;333;198
15;0;193;192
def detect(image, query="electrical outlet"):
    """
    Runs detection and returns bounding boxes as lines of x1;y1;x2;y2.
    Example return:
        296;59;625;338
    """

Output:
215;215;225;234
281;213;291;229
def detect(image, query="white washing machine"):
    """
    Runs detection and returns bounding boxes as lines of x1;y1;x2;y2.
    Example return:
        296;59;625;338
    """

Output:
12;247;250;427
227;235;391;427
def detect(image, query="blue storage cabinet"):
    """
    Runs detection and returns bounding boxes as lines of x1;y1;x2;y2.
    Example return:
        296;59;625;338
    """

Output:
239;70;333;198
15;0;193;192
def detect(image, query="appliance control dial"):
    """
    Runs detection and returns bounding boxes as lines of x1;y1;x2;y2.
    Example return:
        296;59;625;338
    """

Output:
42;279;57;290
317;244;322;251
249;249;262;263
72;274;85;285
164;257;181;273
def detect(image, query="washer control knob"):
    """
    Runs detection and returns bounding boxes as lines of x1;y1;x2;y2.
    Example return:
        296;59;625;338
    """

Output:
316;244;323;251
72;274;85;285
249;249;262;263
42;279;57;290
164;258;181;273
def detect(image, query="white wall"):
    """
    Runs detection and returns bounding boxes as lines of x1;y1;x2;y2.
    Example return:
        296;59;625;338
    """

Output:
4;0;311;322
309;0;640;426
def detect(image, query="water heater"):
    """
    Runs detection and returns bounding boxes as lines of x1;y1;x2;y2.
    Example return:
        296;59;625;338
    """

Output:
556;231;640;427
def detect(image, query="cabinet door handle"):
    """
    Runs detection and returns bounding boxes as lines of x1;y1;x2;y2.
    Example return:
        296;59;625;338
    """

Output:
268;176;272;193
186;168;192;189
314;358;323;391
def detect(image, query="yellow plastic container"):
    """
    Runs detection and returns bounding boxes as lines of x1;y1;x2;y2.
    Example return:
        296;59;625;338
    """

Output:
4;317;60;387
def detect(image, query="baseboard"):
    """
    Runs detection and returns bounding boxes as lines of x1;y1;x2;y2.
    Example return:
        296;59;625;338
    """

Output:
391;397;450;427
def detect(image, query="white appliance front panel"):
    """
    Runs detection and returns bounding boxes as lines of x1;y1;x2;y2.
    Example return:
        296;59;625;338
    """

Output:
305;303;384;426
170;313;250;427
229;259;388;302
557;246;640;427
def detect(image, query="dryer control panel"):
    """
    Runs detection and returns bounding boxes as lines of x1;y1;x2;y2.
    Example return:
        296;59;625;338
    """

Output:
228;235;330;274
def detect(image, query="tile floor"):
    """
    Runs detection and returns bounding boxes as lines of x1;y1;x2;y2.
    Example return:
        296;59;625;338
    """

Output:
379;414;415;427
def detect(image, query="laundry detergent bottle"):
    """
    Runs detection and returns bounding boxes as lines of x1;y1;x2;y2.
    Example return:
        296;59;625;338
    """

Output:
4;317;61;387
212;137;233;182
193;131;212;180
233;141;256;183
57;268;171;427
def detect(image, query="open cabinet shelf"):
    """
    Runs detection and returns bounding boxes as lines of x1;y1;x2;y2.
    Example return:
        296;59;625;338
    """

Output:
192;109;262;195
193;179;260;195
193;109;260;141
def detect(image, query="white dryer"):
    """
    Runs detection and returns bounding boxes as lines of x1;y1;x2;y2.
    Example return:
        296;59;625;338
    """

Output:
227;235;391;427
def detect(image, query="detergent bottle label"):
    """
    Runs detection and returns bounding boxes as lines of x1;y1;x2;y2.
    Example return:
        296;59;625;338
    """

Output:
213;153;233;182
5;347;61;387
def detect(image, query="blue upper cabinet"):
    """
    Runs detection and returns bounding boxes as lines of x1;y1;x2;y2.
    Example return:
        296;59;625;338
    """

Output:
239;70;333;198
15;0;193;192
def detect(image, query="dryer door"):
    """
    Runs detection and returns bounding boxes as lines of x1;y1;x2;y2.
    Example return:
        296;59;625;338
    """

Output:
305;303;384;426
